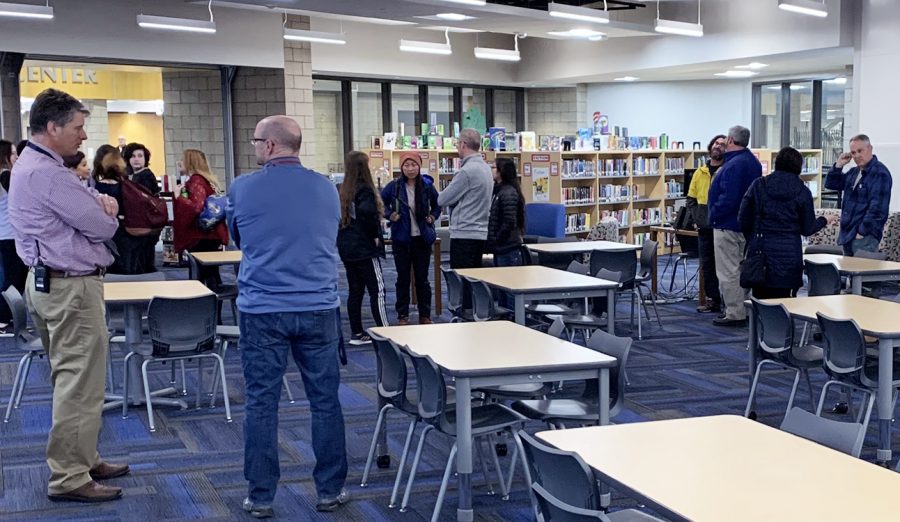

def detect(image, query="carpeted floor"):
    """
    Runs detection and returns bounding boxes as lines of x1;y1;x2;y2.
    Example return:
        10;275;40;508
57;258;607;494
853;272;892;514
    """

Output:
1;252;898;521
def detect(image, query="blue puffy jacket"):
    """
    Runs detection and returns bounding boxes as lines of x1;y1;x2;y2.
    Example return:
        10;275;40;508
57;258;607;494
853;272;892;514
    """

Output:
708;148;762;232
381;177;441;245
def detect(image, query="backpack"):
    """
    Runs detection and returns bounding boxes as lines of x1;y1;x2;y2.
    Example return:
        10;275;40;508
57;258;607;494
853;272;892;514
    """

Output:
121;178;168;236
197;194;227;231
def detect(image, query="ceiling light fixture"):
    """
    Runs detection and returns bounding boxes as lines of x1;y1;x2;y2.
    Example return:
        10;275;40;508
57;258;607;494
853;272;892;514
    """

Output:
284;28;346;44
735;62;769;70
0;1;53;20
137;0;215;33
778;0;827;18
614;76;639;82
435;13;472;21
824;76;847;85
548;1;610;25
474;34;521;62
655;0;703;37
714;70;758;78
548;28;606;39
438;0;486;6
400;28;452;55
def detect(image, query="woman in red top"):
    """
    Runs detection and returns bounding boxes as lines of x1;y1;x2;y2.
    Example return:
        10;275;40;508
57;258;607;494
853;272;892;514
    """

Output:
173;149;228;284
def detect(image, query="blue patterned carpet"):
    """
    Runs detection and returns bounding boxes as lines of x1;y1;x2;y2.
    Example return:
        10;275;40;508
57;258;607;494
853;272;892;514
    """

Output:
1;253;899;521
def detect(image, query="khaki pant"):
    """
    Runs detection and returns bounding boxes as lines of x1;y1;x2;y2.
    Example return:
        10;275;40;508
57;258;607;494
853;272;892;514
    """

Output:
713;229;748;321
26;271;108;495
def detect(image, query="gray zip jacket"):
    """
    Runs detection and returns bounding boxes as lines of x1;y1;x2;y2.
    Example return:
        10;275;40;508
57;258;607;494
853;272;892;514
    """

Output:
437;153;493;240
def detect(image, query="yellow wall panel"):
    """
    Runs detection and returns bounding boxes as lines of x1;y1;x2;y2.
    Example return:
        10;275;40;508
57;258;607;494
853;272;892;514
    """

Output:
107;113;166;176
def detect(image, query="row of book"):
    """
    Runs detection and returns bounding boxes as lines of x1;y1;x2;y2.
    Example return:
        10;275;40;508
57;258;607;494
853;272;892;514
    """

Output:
801;155;820;174
600;159;628;177
439;157;461;174
599;184;641;202
632;208;663;226
561;159;596;178
804;180;819;197
665;180;684;198
665;157;686;175
563;187;595;205
565;213;592;234
632;156;660;176
601;209;630;226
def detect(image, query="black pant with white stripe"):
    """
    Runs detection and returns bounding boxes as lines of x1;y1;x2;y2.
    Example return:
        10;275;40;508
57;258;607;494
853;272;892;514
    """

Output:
344;257;388;336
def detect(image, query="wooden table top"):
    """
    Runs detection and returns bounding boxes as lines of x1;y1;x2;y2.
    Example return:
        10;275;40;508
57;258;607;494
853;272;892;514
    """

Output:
190;250;243;265
803;253;900;275
455;265;618;292
761;294;900;338
104;280;213;304
369;321;615;377
527;240;641;254
650;225;699;238
537;415;900;522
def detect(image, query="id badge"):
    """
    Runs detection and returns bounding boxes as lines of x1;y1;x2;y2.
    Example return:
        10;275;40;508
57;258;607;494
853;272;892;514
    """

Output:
33;265;50;293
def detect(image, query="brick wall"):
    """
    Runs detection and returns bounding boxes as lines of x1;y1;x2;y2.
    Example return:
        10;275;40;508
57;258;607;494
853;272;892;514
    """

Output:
283;15;317;172
352;89;382;151
494;90;516;132
312;89;343;174
525;87;580;136
162;69;225;186
1;56;22;141
232;66;286;175
82;100;109;160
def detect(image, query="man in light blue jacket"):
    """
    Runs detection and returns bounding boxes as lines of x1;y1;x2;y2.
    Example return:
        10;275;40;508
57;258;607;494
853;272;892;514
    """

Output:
437;128;493;269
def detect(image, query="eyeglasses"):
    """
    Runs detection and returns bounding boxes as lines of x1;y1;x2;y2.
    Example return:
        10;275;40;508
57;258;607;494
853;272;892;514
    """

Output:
250;137;267;145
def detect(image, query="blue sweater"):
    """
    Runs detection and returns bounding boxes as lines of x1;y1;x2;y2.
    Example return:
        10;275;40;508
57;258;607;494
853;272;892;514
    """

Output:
226;157;340;314
708;148;762;232
824;155;892;245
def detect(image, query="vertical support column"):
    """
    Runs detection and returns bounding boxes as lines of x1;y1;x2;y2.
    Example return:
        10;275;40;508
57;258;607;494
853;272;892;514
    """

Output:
220;66;236;188
0;52;25;142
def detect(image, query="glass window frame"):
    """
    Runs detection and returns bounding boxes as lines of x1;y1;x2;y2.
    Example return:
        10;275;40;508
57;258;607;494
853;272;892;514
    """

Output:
752;78;828;150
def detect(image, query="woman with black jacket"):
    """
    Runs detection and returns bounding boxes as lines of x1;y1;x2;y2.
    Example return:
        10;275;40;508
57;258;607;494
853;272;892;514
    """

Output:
487;158;525;266
738;146;835;299
381;152;441;325
338;151;388;345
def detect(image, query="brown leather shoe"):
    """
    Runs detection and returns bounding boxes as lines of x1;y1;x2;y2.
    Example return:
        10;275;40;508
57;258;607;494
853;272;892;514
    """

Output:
90;461;130;480
397;317;409;326
48;481;123;503
419;317;433;325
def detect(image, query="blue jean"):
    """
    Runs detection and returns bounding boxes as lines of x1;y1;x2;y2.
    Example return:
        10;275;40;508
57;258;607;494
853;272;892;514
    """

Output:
493;249;523;267
842;235;880;256
240;307;347;504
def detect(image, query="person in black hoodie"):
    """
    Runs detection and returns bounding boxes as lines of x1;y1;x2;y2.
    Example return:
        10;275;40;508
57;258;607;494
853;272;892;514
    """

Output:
338;151;388;345
738;147;836;299
487;157;525;266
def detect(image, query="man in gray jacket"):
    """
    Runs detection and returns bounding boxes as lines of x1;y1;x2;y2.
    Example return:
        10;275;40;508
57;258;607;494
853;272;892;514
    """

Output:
438;128;493;269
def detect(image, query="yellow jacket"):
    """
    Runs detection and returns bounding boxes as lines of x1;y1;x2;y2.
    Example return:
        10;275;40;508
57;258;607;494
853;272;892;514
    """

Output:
687;164;712;205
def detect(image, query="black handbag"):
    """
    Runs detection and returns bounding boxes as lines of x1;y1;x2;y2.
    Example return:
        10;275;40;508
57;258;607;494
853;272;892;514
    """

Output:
740;179;767;289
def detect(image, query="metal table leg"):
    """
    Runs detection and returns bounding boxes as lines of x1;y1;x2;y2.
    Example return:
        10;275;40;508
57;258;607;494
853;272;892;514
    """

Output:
606;288;615;334
455;377;473;522
514;294;525;325
851;275;863;295
877;338;894;464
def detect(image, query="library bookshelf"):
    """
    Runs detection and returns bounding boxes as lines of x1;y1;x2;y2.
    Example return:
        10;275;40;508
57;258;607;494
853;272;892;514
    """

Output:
363;148;823;249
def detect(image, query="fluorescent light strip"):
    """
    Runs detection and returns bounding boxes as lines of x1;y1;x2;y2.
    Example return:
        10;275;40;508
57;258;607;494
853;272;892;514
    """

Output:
435;13;472;21
735;62;768;70
824;77;847;85
654;18;703;37
474;47;520;62
284;28;346;45
778;0;828;18
714;70;758;78
548;28;606;39
548;2;609;24
614;76;639;82
0;1;53;19
400;39;452;55
439;0;485;5
137;14;216;33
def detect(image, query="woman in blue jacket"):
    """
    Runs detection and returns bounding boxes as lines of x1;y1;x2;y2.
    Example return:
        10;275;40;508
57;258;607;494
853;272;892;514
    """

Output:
382;152;441;325
738;147;834;298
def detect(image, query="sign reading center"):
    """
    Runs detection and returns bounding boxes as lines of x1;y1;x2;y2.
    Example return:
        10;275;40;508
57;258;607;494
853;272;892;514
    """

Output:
21;67;98;85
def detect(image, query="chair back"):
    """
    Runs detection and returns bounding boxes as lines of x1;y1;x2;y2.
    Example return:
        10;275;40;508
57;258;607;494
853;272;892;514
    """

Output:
518;431;601;511
594;268;621;283
105;272;168;333
856;250;887;260
566;260;589;276
525;203;566;238
147;294;217;357
750;298;794;356
581;328;631;417
2;287;34;351
408;351;448;424
780;406;868;457
466;277;496;321
639;239;658;278
547;316;566;338
675;233;699;257
185;252;201;281
519;244;535;266
369;332;410;406
535;235;579;271
531;484;609;522
804;260;841;297
441;267;464;314
590;249;636;286
816;312;867;378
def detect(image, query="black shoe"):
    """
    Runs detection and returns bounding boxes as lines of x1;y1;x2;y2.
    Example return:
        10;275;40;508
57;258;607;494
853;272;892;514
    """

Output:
717;312;726;319
831;402;849;415
242;498;274;519
713;317;748;327
316;488;349;512
696;305;721;314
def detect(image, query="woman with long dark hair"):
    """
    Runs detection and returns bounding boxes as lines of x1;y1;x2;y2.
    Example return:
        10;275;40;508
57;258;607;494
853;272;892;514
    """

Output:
487;157;526;266
381;152;441;325
0;139;26;332
123;142;160;272
93;145;146;274
338;151;388;345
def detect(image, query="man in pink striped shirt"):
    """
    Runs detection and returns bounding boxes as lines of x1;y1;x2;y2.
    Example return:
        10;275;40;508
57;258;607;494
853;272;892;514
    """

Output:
8;88;127;503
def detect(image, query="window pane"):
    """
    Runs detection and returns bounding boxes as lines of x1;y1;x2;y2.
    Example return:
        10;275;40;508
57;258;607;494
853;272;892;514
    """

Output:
352;81;382;151
494;89;517;132
788;81;813;148
821;79;846;166
462;88;487;134
427;85;453;135
312;79;344;175
391;84;419;136
758;84;782;148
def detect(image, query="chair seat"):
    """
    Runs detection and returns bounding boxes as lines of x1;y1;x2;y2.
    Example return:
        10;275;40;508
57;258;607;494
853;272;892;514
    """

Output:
210;284;238;299
791;343;824;363
442;403;526;435
526;303;575;315
216;325;241;339
23;335;44;353
607;508;666;522
475;382;548;399
511;398;598;423
554;313;607;328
